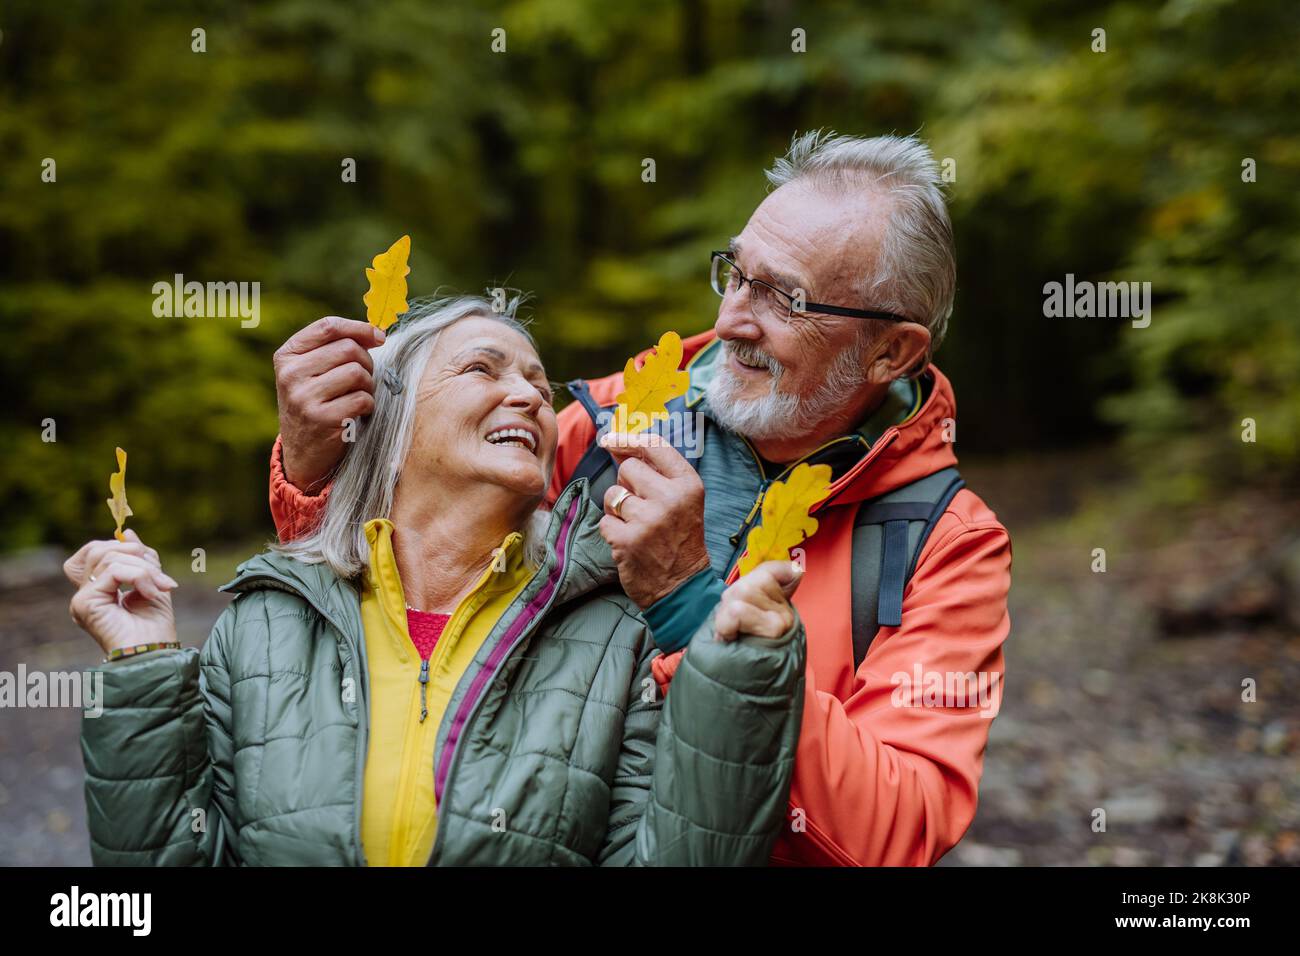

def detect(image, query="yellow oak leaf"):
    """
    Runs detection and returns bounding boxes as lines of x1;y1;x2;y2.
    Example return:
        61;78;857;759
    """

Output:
363;234;411;331
613;331;689;434
106;446;133;542
736;462;833;577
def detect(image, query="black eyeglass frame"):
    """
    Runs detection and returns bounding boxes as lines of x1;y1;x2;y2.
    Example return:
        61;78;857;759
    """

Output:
710;250;911;324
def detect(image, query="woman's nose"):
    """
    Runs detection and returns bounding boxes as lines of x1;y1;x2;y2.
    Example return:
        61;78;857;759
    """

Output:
504;379;544;413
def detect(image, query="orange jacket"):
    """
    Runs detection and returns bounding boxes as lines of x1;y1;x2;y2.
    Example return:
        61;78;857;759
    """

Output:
268;329;1011;866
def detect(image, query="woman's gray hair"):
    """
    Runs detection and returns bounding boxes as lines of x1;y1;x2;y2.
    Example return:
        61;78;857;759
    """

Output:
277;293;550;580
765;130;957;366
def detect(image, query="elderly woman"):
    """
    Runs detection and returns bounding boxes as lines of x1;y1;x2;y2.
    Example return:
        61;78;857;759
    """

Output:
67;295;807;866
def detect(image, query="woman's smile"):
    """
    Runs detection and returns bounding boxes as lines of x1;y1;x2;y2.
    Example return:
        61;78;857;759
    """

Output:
484;425;539;455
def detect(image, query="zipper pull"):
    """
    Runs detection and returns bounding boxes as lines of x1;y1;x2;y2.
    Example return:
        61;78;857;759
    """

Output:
418;659;430;723
732;480;772;547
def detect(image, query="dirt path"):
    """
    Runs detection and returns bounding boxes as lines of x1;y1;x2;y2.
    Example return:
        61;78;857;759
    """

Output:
945;458;1300;865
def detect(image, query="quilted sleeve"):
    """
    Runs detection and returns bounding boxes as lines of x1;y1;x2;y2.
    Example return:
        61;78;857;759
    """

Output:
594;622;663;867
634;609;805;865
594;608;805;866
80;606;243;866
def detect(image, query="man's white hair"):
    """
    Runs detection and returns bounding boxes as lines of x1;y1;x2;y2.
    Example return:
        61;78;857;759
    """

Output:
765;130;956;364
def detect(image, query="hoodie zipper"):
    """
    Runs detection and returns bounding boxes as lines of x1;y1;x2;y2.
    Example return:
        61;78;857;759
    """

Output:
220;571;371;867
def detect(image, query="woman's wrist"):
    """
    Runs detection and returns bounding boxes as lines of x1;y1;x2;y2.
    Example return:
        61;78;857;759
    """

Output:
103;641;182;663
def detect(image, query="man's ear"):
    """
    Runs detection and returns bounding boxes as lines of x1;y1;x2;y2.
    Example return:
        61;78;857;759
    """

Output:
867;323;931;383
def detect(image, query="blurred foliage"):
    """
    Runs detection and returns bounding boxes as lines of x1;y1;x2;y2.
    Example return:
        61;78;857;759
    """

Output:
0;0;1296;552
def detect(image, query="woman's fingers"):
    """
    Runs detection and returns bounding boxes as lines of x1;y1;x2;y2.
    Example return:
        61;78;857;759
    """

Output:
747;560;803;601
64;539;119;584
715;597;790;642
71;560;164;625
64;535;163;586
64;538;178;656
715;599;741;641
731;562;800;611
715;561;801;642
121;529;162;569
104;560;171;601
87;548;175;587
87;550;178;592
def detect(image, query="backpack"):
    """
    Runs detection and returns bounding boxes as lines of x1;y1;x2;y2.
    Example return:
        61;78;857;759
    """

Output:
848;466;965;668
563;379;964;671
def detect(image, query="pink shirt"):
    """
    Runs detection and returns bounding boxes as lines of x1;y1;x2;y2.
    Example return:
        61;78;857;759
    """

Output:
405;609;450;661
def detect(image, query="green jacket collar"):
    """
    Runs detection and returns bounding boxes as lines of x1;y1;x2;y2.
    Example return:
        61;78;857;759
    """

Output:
220;479;617;617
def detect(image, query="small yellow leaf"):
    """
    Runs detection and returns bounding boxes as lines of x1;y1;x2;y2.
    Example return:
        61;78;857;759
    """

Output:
363;234;411;331
106;446;133;542
736;463;832;577
613;331;689;434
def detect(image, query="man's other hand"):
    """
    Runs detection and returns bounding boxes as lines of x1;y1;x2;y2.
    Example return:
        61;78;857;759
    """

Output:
273;316;385;492
597;432;711;609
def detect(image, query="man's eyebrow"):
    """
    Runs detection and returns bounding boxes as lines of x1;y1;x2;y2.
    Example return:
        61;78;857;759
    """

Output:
728;237;804;291
766;266;804;292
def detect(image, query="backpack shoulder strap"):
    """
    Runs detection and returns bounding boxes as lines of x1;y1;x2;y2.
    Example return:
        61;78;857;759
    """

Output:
850;466;965;670
562;380;699;505
565;379;618;502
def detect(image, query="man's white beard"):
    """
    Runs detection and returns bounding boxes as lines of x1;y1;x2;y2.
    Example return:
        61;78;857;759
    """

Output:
706;339;871;442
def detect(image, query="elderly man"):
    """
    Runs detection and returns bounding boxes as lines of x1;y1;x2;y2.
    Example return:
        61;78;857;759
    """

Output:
268;131;1011;867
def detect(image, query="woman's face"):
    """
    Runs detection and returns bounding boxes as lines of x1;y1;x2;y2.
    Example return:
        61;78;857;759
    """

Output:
406;316;558;503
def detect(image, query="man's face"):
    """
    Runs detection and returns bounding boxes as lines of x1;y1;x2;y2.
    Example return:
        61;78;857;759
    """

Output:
708;181;888;441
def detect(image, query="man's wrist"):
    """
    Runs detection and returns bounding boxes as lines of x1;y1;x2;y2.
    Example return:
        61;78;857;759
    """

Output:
277;436;327;495
643;567;725;653
641;552;711;607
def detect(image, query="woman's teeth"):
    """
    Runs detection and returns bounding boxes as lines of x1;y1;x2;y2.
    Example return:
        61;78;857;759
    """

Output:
485;427;537;452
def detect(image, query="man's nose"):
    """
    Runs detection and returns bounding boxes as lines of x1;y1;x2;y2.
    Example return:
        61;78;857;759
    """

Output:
713;288;762;342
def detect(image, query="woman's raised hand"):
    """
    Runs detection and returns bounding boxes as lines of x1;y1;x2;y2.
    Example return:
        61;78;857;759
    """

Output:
64;529;179;655
714;560;803;642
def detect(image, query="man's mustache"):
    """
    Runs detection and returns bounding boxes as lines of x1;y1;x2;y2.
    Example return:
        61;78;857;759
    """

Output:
722;340;784;379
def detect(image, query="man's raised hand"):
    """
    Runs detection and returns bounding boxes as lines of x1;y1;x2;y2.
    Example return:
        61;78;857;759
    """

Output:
596;432;711;609
274;316;386;492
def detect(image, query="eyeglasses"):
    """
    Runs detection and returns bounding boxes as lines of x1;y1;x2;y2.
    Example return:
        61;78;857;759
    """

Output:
709;251;911;325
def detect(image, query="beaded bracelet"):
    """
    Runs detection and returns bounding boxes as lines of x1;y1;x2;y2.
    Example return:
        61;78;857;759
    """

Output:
105;641;181;663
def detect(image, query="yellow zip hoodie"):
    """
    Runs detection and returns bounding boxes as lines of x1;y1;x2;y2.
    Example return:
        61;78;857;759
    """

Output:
359;518;533;866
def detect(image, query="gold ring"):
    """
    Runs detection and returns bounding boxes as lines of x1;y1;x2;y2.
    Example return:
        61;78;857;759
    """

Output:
609;486;633;519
